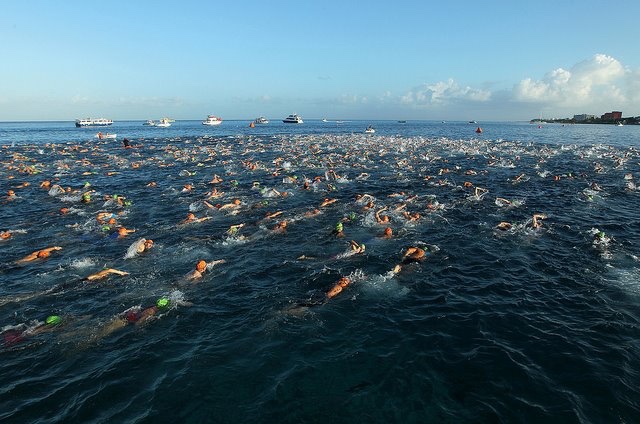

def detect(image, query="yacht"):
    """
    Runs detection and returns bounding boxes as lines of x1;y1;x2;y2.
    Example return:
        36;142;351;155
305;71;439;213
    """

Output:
75;118;113;127
156;118;172;127
202;115;223;126
364;125;375;134
282;113;303;124
254;116;269;124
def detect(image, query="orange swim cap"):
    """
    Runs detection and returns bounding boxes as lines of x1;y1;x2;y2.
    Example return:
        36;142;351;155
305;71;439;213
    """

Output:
196;260;207;272
37;250;50;259
0;231;11;239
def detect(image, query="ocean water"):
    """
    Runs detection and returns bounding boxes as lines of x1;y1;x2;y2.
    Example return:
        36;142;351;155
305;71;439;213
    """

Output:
1;120;639;423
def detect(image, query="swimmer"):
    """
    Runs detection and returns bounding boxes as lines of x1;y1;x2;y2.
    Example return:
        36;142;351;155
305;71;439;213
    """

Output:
117;227;136;238
332;222;345;238
350;240;366;254
185;259;226;281
273;220;288;233
180;213;211;225
402;211;421;221
3;315;64;346
402;246;426;263
375;206;390;224
320;198;337;208
326;276;352;299
227;223;245;236
218;199;241;211
531;213;547;229
138;238;154;253
1;231;12;241
264;211;284;220
85;268;129;281
381;227;393;239
15;246;62;264
496;221;513;231
209;174;223;184
304;208;321;218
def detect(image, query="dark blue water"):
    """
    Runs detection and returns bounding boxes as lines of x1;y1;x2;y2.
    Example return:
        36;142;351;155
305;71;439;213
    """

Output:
1;120;639;423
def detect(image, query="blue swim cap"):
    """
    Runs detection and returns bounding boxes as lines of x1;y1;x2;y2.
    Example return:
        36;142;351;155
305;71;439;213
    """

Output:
46;315;61;325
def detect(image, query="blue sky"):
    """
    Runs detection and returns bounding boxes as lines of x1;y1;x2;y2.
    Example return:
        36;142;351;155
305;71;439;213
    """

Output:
1;0;639;121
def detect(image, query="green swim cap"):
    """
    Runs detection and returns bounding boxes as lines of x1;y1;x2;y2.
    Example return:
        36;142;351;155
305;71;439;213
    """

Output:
348;212;357;221
84;182;91;187
335;222;343;231
597;231;606;238
102;225;111;231
46;315;61;325
82;193;91;200
156;297;170;309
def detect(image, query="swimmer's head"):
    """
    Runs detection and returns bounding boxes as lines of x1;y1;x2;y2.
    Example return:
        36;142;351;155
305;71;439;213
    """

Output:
384;227;393;236
196;260;207;272
233;199;241;205
7;190;15;197
37;250;51;259
360;244;366;251
0;231;11;240
335;222;343;232
101;225;111;232
45;315;61;326
186;213;195;220
156;297;170;309
348;212;357;221
597;231;606;239
144;239;154;249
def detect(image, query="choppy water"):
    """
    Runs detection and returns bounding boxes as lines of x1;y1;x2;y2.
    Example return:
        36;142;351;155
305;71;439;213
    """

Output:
1;120;639;423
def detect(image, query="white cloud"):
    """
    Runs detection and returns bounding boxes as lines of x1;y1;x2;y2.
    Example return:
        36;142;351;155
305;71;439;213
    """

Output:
401;79;491;106
513;54;627;106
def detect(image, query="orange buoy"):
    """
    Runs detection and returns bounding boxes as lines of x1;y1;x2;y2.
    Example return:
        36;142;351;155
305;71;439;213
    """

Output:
249;122;255;128
475;127;482;134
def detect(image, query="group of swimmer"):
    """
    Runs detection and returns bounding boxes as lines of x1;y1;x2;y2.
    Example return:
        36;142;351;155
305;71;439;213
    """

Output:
1;130;637;348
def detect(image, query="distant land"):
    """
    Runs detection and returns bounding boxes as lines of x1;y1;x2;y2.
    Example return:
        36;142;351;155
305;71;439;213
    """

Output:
531;112;639;125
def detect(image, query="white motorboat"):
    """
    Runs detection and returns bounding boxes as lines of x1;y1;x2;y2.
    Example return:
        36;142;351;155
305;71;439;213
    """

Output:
95;132;117;139
75;118;113;127
254;116;269;124
364;125;375;134
202;115;223;126
156;118;172;127
143;120;156;126
282;113;303;124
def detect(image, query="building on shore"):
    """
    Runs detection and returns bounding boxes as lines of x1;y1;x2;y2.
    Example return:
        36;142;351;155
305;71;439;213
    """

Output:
601;111;622;120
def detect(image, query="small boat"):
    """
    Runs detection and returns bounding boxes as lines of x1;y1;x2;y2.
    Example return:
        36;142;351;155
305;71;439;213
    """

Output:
143;120;156;126
322;118;328;122
203;115;223;126
75;118;113;127
95;132;117;139
397;120;407;124
156;118;172;127
254;116;269;124
364;125;375;134
469;120;478;124
283;113;303;124
617;122;624;126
